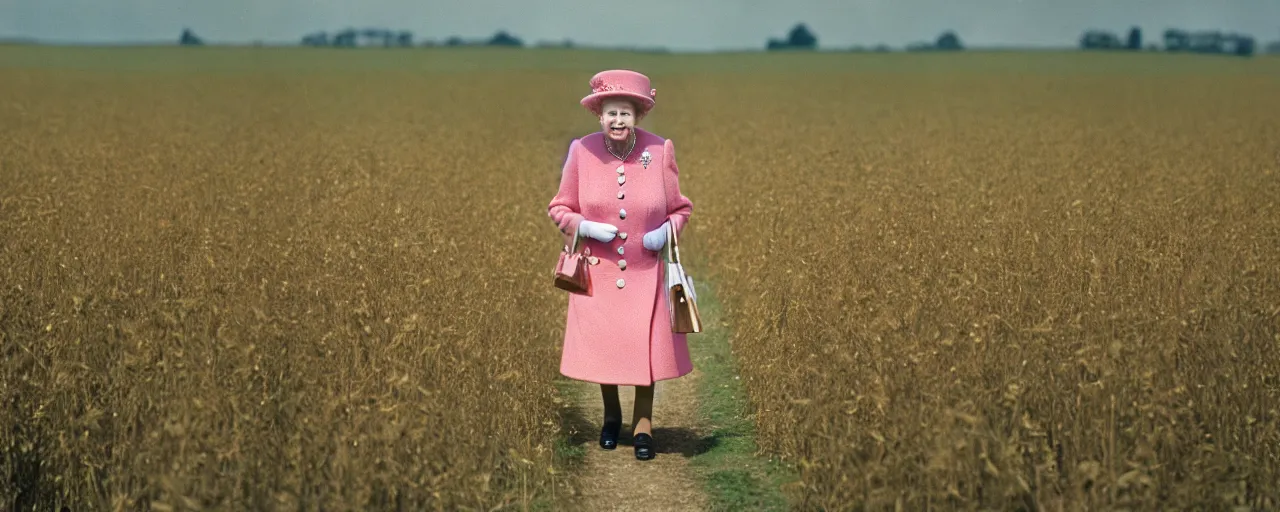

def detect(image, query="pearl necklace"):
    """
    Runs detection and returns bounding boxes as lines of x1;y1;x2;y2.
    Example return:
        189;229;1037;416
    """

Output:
605;130;635;161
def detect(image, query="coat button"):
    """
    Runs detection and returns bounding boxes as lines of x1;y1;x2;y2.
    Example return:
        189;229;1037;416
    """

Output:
619;209;627;219
616;279;625;288
616;165;625;174
619;259;627;270
619;232;627;240
617;246;625;255
588;256;599;265
617;175;625;185
617;190;625;199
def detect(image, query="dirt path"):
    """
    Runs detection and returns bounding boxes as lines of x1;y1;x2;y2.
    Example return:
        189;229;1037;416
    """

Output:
562;366;711;511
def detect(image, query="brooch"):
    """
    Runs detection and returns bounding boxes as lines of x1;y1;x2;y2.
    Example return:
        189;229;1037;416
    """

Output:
640;150;651;169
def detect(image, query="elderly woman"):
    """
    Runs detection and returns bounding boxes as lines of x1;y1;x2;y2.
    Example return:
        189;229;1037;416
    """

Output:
548;69;694;461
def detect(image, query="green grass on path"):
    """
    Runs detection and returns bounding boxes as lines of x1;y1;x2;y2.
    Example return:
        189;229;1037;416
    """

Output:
685;275;799;511
541;276;799;512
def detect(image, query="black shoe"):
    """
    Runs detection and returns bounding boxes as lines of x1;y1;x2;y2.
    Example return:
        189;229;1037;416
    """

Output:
633;433;655;461
599;421;621;450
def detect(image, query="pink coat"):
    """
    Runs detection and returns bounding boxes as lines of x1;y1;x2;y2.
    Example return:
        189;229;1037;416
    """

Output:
548;127;694;386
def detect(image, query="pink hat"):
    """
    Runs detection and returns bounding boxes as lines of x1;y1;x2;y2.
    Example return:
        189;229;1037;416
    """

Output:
580;69;657;116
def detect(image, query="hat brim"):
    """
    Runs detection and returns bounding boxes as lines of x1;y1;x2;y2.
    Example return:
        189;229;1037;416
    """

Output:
581;91;655;116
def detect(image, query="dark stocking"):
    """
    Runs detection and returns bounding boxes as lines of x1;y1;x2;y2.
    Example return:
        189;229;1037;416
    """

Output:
601;385;622;425
632;384;654;435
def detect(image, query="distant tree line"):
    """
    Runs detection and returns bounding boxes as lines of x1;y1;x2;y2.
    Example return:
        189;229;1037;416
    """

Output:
301;28;425;47
1080;26;1260;56
766;23;963;52
295;28;532;48
764;23;1280;56
294;28;674;52
175;24;1279;56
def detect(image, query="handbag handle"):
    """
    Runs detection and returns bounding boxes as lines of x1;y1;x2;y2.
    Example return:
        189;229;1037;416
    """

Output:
664;221;681;265
658;143;682;266
565;222;583;254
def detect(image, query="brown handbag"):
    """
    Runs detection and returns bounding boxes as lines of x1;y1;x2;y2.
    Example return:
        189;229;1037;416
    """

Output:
663;221;702;333
554;225;592;295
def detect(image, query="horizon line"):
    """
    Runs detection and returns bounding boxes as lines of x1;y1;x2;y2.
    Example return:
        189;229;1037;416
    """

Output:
3;25;1276;52
0;39;1115;52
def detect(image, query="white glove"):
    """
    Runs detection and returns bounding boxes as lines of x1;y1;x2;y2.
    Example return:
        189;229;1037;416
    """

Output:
643;221;670;251
578;220;618;243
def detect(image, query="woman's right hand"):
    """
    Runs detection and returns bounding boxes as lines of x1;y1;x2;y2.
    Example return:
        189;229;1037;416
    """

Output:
578;220;619;243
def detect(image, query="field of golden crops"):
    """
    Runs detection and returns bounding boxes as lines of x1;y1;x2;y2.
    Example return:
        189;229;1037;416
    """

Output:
0;47;599;511
671;55;1280;508
2;46;1278;510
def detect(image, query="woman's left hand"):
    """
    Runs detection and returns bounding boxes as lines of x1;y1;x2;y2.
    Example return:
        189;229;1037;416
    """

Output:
643;221;669;251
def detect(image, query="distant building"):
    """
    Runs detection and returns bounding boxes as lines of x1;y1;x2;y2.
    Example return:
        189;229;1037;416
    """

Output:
301;32;329;46
1223;34;1255;56
1187;31;1225;52
1164;29;1256;56
1080;30;1124;50
306;28;413;48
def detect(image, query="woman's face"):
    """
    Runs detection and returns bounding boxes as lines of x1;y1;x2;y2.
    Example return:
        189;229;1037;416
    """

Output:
598;98;638;142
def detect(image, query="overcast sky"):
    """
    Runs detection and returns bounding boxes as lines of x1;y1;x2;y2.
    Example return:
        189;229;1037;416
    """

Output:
2;0;1277;50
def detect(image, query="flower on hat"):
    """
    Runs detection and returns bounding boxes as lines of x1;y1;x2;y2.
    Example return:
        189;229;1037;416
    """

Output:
591;77;624;93
650;88;656;97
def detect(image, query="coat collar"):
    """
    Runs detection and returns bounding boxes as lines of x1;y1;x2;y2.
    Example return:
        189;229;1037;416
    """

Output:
584;127;659;165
